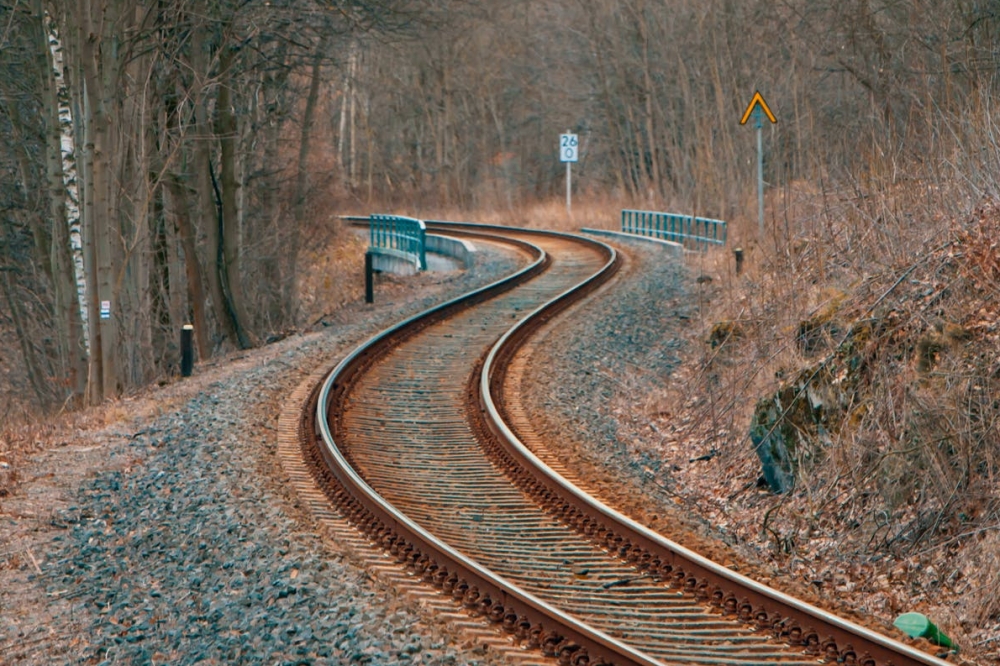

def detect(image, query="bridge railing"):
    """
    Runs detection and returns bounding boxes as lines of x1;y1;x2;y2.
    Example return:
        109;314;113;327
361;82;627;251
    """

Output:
621;209;726;250
370;214;427;270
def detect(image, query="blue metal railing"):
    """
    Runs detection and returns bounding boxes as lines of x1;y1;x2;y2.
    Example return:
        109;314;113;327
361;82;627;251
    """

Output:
621;209;727;249
370;214;427;270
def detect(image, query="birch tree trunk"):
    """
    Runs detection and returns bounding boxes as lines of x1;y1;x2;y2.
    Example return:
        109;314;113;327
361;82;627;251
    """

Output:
35;2;87;402
59;2;103;403
50;18;88;356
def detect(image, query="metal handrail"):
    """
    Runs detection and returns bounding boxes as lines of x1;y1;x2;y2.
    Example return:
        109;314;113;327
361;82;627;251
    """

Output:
370;214;427;270
621;209;726;249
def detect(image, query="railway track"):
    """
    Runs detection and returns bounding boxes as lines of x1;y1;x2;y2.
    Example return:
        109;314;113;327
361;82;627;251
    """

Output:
292;222;948;666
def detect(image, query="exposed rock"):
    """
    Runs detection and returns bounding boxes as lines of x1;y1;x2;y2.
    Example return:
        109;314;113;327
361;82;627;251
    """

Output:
750;318;872;493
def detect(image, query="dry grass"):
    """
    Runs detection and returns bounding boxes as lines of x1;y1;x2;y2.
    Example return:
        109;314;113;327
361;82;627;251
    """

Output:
297;221;367;326
0;408;52;497
0;385;47;496
403;193;625;233
643;177;1000;657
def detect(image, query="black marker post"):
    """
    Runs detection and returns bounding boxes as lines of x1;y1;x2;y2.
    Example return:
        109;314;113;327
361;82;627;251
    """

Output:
181;324;194;377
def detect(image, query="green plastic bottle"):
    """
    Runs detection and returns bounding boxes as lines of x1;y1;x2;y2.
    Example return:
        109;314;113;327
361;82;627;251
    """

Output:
894;612;955;651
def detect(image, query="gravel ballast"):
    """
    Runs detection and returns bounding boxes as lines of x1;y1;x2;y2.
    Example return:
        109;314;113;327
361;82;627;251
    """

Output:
515;239;974;662
0;227;916;664
521;241;694;511
3;231;948;664
0;245;523;665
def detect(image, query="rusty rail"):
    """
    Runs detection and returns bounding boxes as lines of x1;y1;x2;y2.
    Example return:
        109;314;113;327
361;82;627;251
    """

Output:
308;221;948;666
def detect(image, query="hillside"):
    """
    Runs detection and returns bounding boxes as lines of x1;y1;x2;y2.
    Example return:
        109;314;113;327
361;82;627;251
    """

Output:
627;197;1000;660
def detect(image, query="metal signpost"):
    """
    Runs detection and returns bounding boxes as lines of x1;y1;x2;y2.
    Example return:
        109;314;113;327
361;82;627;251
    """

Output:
560;131;578;215
740;92;777;238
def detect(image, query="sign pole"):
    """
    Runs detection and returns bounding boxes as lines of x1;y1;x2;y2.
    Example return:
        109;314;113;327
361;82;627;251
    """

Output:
739;91;777;241
756;109;764;238
566;161;572;215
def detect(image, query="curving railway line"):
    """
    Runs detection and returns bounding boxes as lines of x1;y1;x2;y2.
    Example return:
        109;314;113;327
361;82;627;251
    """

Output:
291;222;948;666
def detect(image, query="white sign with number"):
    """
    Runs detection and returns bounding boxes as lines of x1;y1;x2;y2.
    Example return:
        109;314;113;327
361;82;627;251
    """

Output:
560;133;578;162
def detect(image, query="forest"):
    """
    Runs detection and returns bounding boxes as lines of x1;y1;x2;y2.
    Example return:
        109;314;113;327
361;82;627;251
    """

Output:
6;2;1000;654
0;0;998;411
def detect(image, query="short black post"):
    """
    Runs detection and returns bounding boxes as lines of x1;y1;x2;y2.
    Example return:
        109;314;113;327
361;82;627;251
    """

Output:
364;251;374;304
180;324;194;377
734;247;744;276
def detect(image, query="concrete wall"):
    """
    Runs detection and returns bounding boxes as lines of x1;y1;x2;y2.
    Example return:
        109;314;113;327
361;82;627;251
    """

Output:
580;228;685;258
369;247;419;276
368;233;477;275
425;233;476;269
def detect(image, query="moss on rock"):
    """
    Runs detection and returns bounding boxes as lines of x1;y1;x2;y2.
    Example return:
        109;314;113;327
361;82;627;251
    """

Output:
751;319;871;493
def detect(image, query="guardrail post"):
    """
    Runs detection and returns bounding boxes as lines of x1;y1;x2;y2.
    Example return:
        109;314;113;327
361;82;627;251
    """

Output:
419;226;427;270
365;251;374;303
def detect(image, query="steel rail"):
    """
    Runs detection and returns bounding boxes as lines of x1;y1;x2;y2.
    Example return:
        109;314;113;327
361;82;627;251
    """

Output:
311;221;947;666
314;228;661;665
474;239;949;666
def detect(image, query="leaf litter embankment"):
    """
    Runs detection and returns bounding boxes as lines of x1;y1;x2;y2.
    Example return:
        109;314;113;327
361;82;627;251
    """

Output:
519;224;996;663
690;202;1000;663
0;246;523;666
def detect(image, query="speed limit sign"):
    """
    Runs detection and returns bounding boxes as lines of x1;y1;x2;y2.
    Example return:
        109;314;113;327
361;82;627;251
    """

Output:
560;133;578;162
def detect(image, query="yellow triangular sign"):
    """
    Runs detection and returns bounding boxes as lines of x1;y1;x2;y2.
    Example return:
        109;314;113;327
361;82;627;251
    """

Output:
740;91;777;125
